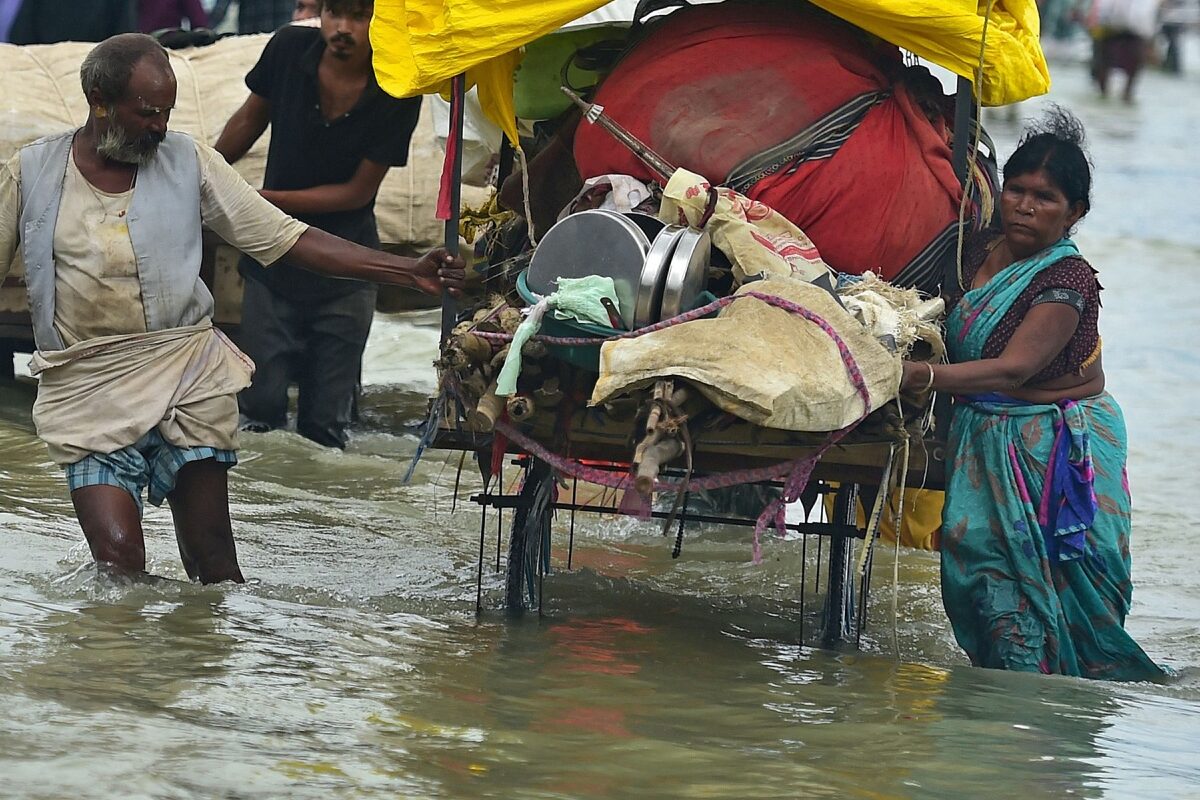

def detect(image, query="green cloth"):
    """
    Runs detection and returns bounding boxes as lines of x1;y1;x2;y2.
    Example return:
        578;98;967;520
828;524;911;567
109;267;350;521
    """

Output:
496;275;617;396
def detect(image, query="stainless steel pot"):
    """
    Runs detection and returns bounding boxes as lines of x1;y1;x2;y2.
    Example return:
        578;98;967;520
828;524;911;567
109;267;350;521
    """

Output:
634;225;686;328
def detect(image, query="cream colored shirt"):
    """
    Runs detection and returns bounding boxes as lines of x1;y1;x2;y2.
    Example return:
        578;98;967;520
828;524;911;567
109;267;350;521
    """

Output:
53;156;145;346
0;137;309;343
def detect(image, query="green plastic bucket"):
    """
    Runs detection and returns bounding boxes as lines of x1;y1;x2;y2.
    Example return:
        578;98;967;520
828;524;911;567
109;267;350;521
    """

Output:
513;25;630;120
515;271;614;372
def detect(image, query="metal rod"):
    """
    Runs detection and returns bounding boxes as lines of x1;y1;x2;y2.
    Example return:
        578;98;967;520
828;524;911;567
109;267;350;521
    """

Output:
799;531;808;645
568;477;578;570
467;495;862;539
495;464;503;573
815;530;823;595
672;492;689;558
537;517;546;618
560;86;677;183
440;73;466;343
476;497;487;616
856;545;871;646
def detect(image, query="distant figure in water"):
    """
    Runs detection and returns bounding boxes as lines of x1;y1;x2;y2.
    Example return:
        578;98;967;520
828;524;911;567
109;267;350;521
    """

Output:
1087;0;1162;102
900;106;1165;681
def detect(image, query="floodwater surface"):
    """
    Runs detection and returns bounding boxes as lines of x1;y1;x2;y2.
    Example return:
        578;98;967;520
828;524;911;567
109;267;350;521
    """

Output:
2;51;1199;799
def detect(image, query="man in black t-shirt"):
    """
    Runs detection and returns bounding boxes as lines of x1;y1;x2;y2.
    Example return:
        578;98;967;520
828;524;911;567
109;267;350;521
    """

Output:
216;0;423;449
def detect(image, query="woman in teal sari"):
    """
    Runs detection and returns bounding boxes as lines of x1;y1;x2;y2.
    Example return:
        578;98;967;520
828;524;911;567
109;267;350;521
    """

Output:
900;107;1163;681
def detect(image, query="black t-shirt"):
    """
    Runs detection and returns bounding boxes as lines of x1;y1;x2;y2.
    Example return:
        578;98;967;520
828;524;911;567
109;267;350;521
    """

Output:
239;24;422;303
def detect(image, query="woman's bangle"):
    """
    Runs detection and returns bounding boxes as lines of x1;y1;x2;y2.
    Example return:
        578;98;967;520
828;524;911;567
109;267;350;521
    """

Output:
921;362;936;393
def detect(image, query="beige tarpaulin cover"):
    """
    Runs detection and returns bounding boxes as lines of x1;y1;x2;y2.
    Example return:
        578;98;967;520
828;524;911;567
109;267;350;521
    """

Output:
590;277;902;433
0;35;473;250
370;0;1048;147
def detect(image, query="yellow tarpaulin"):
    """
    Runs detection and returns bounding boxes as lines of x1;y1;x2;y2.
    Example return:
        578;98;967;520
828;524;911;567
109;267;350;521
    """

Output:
371;0;1048;139
371;0;609;143
809;0;1048;106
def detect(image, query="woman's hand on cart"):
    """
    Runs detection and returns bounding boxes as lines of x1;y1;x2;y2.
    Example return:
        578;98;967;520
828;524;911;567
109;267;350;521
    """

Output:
900;360;936;399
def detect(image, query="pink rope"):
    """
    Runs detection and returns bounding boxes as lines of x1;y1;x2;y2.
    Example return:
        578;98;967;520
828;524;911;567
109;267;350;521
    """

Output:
475;288;877;562
494;417;825;493
477;290;870;406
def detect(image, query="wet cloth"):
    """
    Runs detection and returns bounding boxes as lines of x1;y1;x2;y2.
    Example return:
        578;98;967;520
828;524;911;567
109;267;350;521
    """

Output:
66;429;236;513
497;275;618;396
941;240;1163;680
29;321;253;466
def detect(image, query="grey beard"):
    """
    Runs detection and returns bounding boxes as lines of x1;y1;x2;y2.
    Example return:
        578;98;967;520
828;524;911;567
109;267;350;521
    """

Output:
96;114;160;165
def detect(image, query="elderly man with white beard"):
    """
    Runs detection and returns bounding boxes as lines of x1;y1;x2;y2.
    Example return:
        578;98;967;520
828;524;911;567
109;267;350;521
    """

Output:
0;33;464;584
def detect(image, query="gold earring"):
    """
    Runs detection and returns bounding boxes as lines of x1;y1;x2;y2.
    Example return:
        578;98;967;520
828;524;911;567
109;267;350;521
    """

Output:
94;106;106;118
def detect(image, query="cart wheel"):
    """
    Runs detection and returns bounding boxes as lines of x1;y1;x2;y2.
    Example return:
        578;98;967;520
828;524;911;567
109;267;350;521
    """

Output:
505;458;556;614
821;483;858;646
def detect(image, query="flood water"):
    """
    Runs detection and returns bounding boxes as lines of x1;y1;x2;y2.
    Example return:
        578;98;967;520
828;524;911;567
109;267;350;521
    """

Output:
3;47;1200;799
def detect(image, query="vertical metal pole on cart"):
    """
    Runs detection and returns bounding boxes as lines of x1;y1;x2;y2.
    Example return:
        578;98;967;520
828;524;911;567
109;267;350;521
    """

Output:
950;76;974;193
440;74;467;343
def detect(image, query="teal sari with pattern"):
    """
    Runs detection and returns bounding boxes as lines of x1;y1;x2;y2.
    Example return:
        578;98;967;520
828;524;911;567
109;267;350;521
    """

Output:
941;239;1164;681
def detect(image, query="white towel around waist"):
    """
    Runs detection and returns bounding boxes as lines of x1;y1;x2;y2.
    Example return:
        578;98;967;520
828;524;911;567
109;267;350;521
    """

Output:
29;320;254;465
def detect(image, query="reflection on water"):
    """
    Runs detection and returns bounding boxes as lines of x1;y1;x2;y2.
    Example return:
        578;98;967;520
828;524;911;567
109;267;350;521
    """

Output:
1;54;1199;798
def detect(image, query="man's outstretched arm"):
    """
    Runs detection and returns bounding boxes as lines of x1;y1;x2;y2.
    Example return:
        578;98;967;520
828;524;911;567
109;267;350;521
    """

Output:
283;228;466;298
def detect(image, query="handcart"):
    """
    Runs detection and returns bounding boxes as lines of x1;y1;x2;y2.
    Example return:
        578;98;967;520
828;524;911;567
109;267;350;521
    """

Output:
372;0;1051;647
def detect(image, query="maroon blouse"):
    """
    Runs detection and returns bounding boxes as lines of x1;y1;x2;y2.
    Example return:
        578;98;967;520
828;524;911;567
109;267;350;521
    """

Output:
946;230;1103;383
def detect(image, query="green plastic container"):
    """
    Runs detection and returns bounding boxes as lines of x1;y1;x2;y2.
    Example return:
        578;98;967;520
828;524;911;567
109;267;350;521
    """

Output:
516;271;614;372
512;24;630;120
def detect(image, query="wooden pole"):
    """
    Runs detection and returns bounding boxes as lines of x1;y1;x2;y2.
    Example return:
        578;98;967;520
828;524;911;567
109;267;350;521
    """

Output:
441;73;467;344
936;75;976;439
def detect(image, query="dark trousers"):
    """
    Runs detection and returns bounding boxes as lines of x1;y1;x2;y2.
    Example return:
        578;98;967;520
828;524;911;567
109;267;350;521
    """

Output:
237;278;377;449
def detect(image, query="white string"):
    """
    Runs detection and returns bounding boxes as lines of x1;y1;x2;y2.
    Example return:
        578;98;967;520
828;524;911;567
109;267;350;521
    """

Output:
518;147;539;247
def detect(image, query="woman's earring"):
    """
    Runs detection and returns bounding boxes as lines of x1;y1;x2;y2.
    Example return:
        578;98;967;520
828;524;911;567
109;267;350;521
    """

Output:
94;106;107;118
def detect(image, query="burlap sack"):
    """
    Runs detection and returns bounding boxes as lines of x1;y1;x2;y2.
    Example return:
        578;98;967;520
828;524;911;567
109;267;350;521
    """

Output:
590;276;901;432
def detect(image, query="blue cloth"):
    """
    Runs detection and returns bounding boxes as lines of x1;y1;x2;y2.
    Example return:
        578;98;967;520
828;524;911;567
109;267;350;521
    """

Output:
961;393;1095;563
65;429;235;514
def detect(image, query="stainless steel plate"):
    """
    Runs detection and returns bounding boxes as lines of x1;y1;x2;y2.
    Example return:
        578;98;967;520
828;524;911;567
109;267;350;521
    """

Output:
634;225;686;329
526;209;651;325
659;227;711;321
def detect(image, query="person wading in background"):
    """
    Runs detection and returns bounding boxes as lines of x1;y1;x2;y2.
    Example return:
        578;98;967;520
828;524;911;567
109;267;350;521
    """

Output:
207;0;315;33
215;0;424;449
0;34;464;583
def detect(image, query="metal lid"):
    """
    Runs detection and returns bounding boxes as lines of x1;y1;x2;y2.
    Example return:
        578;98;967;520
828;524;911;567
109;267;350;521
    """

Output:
634;225;686;329
659;227;711;321
526;209;651;325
